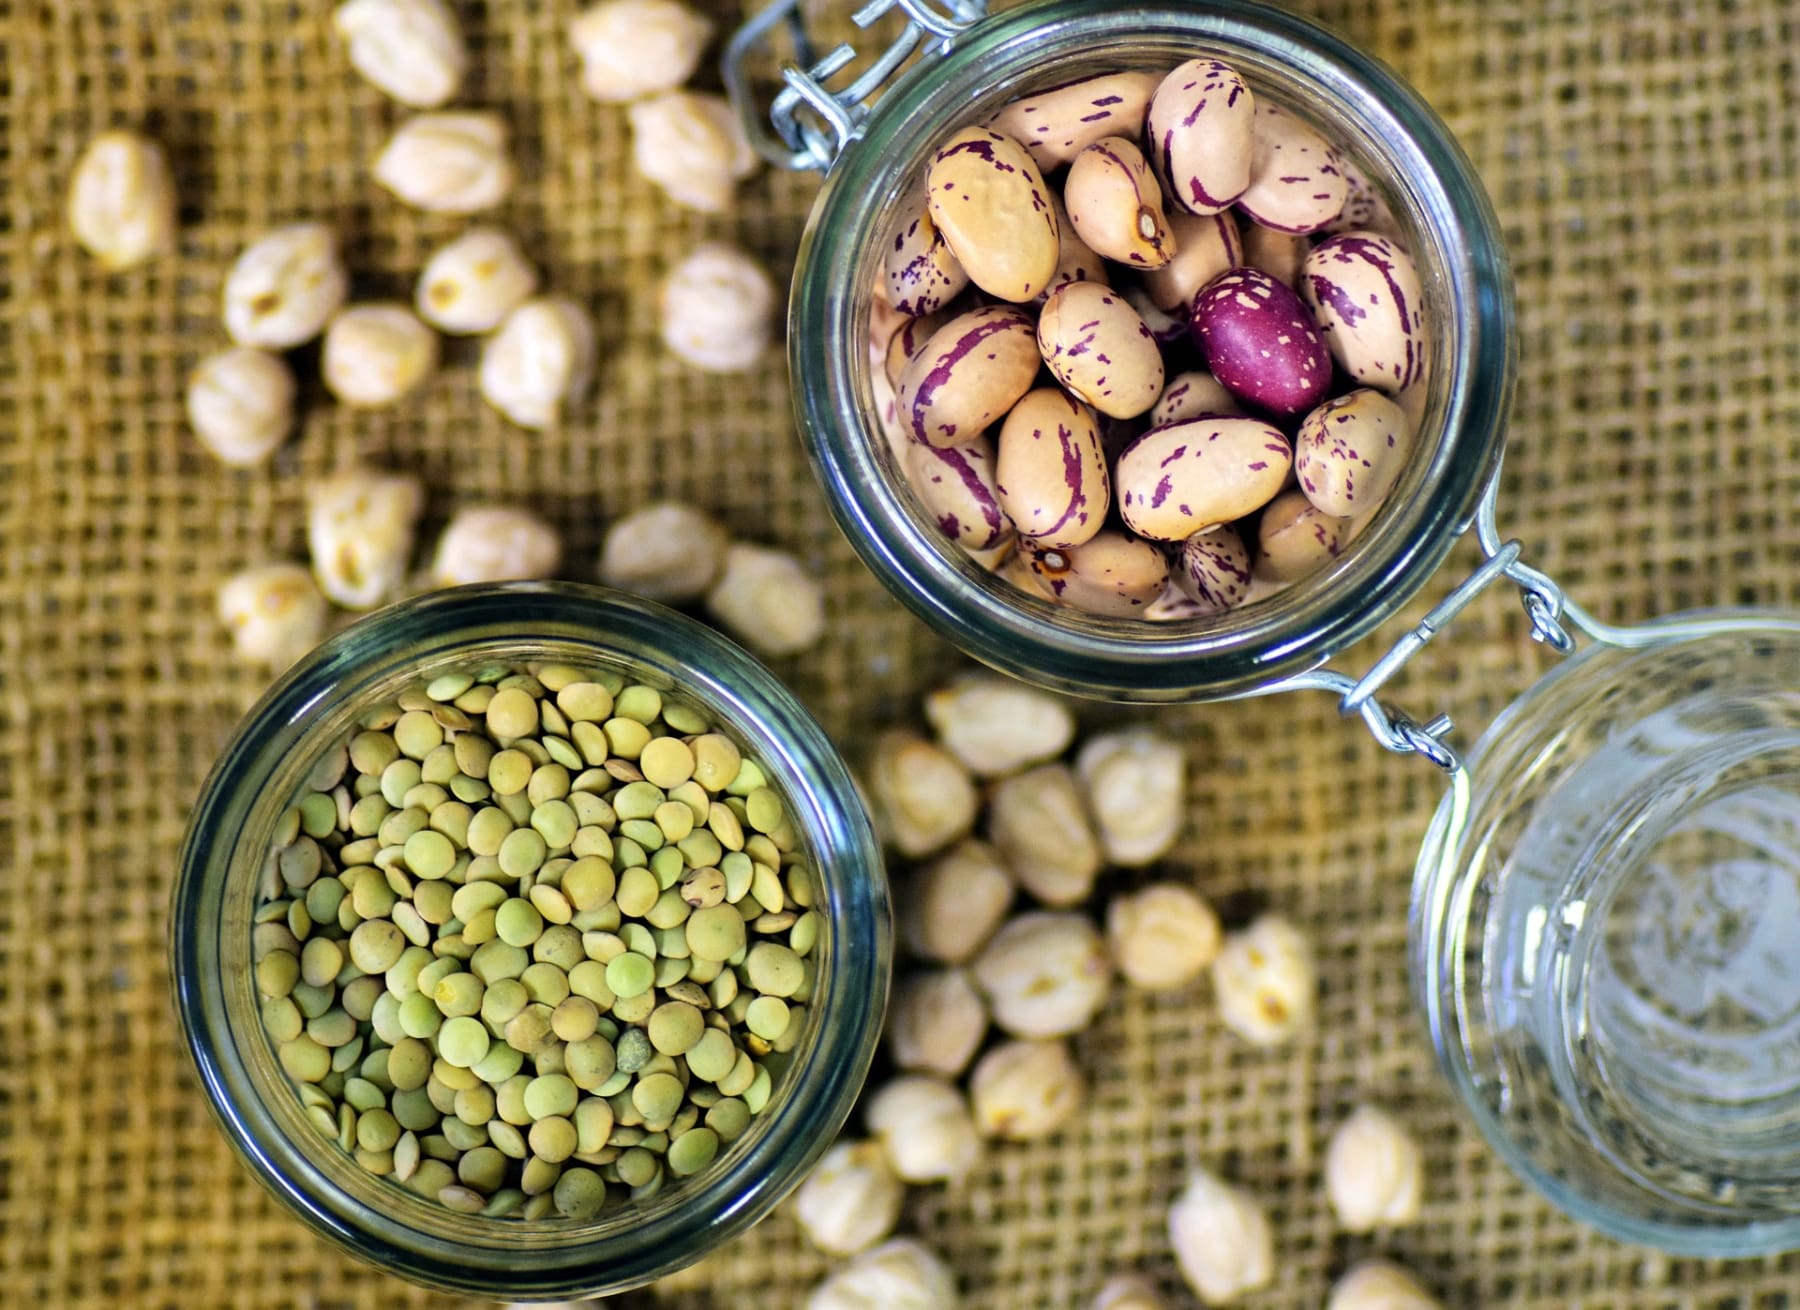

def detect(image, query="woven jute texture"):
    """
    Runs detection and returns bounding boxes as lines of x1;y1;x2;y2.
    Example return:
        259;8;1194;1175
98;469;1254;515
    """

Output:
2;0;1797;1307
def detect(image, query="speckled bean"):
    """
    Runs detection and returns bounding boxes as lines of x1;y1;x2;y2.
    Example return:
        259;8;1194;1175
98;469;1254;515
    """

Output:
1300;232;1427;393
883;308;954;387
1064;137;1175;270
1037;194;1109;303
1177;524;1253;613
1190;268;1332;418
898;306;1042;447
1037;283;1164;420
906;436;1015;551
885;202;971;317
1293;388;1411;518
1150;370;1241;427
1145;581;1209;621
926;127;1060;302
1240;221;1310;288
1322;161;1405;240
1141;209;1241;311
1115;416;1291;541
995;387;1109;549
1146;58;1255;216
988;70;1160;171
1236;103;1347;234
1024;530;1168;617
1256;488;1349;581
1121;285;1188;351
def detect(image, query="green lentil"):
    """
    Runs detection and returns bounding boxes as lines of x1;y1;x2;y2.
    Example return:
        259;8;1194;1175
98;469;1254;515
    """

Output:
257;661;816;1222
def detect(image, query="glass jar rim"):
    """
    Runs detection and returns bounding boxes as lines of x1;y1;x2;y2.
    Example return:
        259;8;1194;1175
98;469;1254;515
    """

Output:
790;0;1515;701
171;582;890;1297
1411;606;1800;1256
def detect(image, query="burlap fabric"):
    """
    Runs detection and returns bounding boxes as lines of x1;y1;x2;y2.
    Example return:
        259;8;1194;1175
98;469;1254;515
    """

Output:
2;0;1796;1306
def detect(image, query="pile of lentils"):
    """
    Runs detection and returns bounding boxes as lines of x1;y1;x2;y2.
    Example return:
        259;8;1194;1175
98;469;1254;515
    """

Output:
250;660;822;1222
871;55;1431;619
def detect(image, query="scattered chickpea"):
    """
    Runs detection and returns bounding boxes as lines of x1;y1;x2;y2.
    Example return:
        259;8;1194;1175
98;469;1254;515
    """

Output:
866;730;979;859
569;0;714;103
658;243;777;374
1076;729;1186;866
897;838;1015;965
428;505;563;587
885;967;989;1080
304;469;426;610
968;1038;1083;1141
790;1138;906;1257
185;347;296;467
321;303;440;409
1166;1167;1275;1305
627;91;759;214
1106;883;1221;992
415;229;539;335
986;764;1103;906
805;1239;960;1310
922;675;1074;778
67;129;177;271
374;111;516;214
703;543;826;658
222;223;349;350
1326;1259;1442;1310
217;564;330;669
864;1074;982;1183
1210;913;1317;1047
597;501;731;603
478;297;597;429
1324;1105;1424;1232
332;0;467;108
972;910;1112;1039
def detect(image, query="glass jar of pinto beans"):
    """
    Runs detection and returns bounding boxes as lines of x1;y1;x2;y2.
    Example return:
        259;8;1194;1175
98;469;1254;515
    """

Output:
730;0;1512;704
731;0;1800;1259
172;584;889;1298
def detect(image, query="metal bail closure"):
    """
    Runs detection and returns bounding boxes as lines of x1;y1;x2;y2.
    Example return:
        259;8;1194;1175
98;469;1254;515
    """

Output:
724;0;988;172
1248;466;1580;774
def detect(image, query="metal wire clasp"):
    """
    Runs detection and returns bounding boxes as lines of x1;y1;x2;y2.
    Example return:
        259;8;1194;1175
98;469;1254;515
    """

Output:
724;0;988;172
1252;472;1578;773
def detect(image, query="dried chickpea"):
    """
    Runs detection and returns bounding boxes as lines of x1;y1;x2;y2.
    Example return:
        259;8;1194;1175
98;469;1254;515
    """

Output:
659;243;776;373
1211;914;1316;1046
478;297;596;429
971;911;1111;1040
374;112;515;214
987;765;1103;907
1106;883;1220;992
1166;1167;1275;1305
332;0;467;108
627;91;758;214
429;505;563;587
1327;1259;1442;1310
222;223;349;349
790;1138;904;1256
1075;729;1186;866
321;303;439;409
866;730;978;859
806;1239;960;1310
703;543;826;657
886;967;988;1079
67;129;177;271
969;1038;1083;1140
305;469;426;610
415;229;538;335
1092;1274;1170;1310
569;0;713;103
1325;1105;1424;1232
864;1074;981;1183
218;564;329;668
898;838;1014;965
597;501;730;602
922;676;1074;778
186;348;296;467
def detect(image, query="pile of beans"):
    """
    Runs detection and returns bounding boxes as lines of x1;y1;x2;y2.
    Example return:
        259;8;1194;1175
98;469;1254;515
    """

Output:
250;661;820;1222
868;57;1430;620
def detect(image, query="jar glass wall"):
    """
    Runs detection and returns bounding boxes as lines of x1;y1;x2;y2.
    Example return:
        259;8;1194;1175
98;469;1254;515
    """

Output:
790;0;1514;701
1413;612;1800;1256
172;583;889;1298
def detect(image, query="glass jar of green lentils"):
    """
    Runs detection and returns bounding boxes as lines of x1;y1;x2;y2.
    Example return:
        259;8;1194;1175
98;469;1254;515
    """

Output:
172;582;889;1299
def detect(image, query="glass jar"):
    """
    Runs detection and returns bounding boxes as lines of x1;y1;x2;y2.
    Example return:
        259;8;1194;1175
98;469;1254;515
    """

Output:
734;0;1513;701
171;583;889;1298
1413;611;1800;1256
